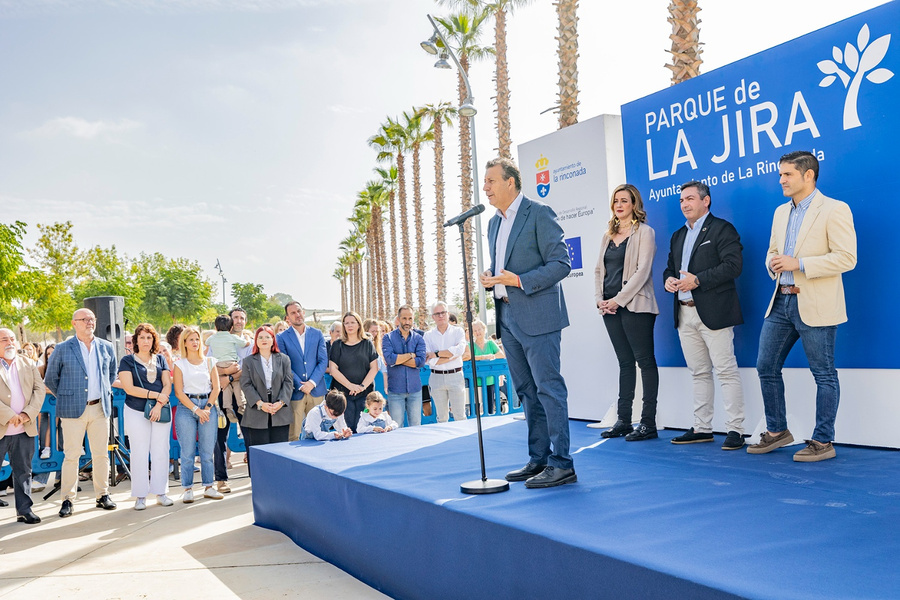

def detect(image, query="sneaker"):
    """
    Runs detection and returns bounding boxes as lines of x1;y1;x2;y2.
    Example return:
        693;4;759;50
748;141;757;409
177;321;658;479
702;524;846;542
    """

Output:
601;420;634;439
747;430;794;454
625;423;658;441
134;497;146;511
204;486;224;500
40;448;51;459
157;494;174;507
182;489;194;504
722;431;744;450
217;481;231;494
793;440;836;462
31;482;46;492
671;428;714;444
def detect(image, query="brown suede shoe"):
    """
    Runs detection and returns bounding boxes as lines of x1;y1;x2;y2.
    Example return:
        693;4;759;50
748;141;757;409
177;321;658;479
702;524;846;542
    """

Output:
793;440;836;462
746;430;794;454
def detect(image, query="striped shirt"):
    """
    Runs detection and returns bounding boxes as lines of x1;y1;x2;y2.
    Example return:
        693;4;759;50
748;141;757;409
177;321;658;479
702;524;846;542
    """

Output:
779;190;816;285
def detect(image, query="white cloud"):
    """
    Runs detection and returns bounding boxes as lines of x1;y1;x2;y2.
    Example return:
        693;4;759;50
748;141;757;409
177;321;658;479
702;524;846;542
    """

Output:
0;0;373;17
26;117;142;141
327;104;370;115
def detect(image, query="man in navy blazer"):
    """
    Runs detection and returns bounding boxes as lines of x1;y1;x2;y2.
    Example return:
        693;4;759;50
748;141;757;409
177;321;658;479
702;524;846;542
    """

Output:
480;157;575;489
277;301;328;441
44;308;119;517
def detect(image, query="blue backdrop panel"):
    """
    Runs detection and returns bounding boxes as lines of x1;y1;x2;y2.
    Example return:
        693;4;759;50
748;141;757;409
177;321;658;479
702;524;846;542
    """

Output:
251;420;900;600
621;1;900;368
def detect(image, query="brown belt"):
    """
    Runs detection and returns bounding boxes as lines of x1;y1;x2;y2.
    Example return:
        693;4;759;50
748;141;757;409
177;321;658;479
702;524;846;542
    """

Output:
87;399;101;406
779;285;801;295
679;300;696;307
431;367;463;375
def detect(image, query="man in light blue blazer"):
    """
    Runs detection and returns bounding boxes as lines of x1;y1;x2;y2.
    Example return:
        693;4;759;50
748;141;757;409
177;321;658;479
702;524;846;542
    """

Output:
44;308;119;517
276;301;328;441
480;157;575;489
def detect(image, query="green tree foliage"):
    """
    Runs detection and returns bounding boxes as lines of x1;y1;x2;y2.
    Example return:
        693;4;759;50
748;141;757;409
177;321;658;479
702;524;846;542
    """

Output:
0;221;35;325
73;245;145;325
230;282;267;326
26;272;77;341
30;221;82;287
139;253;214;326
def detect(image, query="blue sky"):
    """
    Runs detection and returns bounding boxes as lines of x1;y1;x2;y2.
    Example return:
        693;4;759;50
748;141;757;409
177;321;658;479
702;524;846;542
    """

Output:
0;0;884;311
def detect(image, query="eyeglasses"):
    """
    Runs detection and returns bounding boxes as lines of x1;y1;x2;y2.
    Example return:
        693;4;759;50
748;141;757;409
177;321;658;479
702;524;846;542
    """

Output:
432;311;448;317
74;318;96;324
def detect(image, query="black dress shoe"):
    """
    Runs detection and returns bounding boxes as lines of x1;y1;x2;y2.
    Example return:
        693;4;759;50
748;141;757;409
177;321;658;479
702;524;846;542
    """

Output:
0;498;7;507
625;423;658;441
96;494;117;510
59;499;73;518
722;430;745;450
601;420;634;439
505;462;547;482
17;510;41;524
524;466;577;489
671;427;714;444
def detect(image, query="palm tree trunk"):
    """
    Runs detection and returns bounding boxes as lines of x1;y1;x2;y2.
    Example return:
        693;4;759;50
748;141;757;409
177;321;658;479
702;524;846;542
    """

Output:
412;142;427;330
388;189;401;313
341;277;347;314
494;6;512;158
556;0;580;129
458;57;476;306
666;0;703;85
397;152;413;306
433;117;447;303
372;204;385;319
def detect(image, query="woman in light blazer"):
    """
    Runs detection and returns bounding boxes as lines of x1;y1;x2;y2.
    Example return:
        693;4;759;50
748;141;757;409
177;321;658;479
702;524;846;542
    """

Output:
594;183;660;442
240;325;294;476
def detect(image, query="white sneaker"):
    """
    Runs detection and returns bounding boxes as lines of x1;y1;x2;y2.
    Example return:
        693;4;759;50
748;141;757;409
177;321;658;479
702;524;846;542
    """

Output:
134;497;147;511
32;483;46;492
157;494;173;507
203;486;224;500
40;448;51;459
182;489;194;504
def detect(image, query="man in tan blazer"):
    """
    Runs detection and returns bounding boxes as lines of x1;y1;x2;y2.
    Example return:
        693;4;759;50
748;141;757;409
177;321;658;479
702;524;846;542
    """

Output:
748;151;857;462
0;328;46;523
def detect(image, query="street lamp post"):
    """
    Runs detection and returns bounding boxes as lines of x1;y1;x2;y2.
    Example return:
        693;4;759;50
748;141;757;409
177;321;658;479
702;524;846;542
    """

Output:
423;14;488;326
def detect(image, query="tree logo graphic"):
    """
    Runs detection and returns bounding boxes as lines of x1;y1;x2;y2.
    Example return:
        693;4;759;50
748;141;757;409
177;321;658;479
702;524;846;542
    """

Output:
817;24;893;130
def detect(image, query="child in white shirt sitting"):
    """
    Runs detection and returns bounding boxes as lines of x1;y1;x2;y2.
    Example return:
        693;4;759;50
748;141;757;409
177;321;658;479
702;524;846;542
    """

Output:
356;391;399;434
303;390;353;441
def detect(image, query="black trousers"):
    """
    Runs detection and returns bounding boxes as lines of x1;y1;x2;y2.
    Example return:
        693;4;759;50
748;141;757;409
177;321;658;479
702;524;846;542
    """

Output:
243;419;290;477
0;432;36;515
602;307;659;426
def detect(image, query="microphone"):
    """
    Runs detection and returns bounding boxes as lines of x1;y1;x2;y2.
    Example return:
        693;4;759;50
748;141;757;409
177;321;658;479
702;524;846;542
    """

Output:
444;203;486;227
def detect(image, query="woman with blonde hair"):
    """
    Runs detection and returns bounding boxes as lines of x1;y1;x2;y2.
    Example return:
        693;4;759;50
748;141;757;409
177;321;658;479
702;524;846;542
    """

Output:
328;312;378;433
594;183;660;442
118;323;173;510
173;326;222;503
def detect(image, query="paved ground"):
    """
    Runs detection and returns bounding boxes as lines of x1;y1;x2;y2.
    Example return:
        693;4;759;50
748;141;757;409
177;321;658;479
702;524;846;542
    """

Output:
0;456;387;600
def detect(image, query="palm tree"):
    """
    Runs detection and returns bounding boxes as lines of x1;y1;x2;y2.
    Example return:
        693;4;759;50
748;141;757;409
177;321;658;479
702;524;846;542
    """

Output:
417;102;457;303
404;108;435;329
436;9;493;302
438;0;532;158
339;233;365;312
556;0;579;128
350;193;374;317
666;0;703;85
375;164;401;313
333;264;349;315
360;179;390;320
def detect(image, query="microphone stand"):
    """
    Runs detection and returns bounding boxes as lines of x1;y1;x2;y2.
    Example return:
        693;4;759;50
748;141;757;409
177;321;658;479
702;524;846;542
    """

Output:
455;219;509;495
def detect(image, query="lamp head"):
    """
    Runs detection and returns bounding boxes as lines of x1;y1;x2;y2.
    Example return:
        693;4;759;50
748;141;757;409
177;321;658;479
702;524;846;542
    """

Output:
434;50;452;69
420;33;439;55
459;99;477;117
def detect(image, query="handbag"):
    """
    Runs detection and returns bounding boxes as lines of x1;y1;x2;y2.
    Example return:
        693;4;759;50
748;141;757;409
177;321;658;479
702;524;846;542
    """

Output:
133;356;172;423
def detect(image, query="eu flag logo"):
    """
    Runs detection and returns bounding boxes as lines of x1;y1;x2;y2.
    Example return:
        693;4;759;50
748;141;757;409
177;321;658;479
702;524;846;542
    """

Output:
566;237;582;270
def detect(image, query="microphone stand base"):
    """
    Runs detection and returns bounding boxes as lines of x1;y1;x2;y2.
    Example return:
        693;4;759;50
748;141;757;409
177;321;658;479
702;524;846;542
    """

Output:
460;478;510;495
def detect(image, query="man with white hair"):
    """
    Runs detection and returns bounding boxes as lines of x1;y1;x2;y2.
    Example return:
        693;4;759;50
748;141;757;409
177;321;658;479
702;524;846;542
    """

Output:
424;301;468;423
0;328;46;523
44;308;119;517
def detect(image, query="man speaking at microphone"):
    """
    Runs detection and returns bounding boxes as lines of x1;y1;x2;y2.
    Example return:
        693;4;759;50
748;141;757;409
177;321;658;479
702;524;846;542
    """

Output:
480;157;575;489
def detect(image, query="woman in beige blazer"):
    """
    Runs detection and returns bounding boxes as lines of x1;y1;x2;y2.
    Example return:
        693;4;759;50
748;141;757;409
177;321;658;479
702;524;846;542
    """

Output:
594;184;661;441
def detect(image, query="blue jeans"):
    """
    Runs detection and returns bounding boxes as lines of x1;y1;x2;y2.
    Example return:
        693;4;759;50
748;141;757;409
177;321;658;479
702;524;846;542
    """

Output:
756;294;839;442
174;400;218;488
387;390;422;428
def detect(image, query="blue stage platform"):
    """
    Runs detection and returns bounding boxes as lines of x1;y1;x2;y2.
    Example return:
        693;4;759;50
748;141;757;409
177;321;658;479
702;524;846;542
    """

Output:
250;417;900;600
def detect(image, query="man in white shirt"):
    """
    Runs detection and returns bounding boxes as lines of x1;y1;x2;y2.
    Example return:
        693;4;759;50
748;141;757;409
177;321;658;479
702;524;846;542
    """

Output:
423;301;468;423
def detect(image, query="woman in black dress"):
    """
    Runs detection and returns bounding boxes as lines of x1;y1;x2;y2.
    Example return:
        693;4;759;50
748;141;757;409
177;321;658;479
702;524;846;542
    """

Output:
328;311;378;433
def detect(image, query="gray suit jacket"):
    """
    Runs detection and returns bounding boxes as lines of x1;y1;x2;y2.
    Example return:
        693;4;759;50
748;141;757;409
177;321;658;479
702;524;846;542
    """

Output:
0;357;45;439
239;352;294;429
487;195;571;336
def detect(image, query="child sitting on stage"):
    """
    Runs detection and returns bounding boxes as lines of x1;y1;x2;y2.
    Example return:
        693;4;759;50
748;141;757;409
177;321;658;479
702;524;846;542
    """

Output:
303;390;353;440
356;391;399;434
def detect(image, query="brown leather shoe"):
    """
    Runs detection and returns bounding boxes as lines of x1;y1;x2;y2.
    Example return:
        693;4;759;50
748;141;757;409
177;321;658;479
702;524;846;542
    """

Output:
793;440;836;462
747;430;794;454
217;481;232;494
